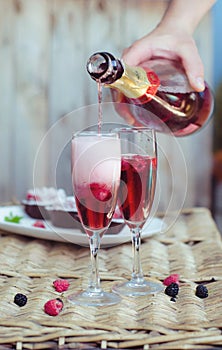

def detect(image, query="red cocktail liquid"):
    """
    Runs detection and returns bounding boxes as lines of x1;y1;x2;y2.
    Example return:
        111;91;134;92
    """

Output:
74;182;114;237
118;154;157;228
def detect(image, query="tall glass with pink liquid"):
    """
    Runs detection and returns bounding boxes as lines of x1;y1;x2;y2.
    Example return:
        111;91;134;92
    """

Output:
112;127;164;296
68;131;121;306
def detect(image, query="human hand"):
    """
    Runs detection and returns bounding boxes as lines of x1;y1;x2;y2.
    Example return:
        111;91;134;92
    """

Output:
122;27;205;92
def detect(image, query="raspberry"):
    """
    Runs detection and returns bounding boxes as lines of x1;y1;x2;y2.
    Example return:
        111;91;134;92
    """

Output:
90;183;112;202
165;283;179;298
26;193;40;201
14;293;27;307
44;298;63;316
113;206;123;219
121;159;130;171
195;284;208;299
163;274;179;286
53;279;70;293
132;155;147;172
33;221;45;228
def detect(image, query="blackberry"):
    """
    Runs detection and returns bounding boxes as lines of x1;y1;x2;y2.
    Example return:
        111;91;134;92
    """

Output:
165;283;179;298
14;293;27;307
195;284;208;298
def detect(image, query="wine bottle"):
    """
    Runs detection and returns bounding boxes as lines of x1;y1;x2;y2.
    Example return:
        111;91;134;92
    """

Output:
86;52;214;136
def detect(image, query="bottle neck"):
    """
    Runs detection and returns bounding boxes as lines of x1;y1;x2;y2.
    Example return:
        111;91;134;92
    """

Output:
86;52;124;84
87;52;160;100
110;63;152;99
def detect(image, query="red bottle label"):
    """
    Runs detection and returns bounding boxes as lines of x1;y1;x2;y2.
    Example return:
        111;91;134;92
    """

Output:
131;69;160;104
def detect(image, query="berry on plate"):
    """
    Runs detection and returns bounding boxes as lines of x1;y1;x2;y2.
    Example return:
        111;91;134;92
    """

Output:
33;221;45;228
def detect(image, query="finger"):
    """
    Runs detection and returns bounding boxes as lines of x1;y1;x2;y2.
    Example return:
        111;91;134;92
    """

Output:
121;39;153;66
178;41;205;91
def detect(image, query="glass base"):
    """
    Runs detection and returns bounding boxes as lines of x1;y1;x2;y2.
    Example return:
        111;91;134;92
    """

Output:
67;289;121;306
112;279;164;297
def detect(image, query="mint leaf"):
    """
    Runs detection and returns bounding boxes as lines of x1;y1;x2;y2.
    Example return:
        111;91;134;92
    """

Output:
4;212;23;224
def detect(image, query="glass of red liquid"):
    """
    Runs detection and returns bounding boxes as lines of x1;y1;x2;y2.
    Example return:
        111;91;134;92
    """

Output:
112;127;164;296
68;130;121;306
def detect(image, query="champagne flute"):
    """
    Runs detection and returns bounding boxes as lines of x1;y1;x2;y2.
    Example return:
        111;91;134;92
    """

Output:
68;131;121;306
112;127;163;296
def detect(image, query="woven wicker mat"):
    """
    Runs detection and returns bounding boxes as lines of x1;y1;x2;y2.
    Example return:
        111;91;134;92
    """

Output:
0;207;222;349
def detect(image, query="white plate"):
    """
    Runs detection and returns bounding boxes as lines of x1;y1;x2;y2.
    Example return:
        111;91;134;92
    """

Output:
0;205;165;247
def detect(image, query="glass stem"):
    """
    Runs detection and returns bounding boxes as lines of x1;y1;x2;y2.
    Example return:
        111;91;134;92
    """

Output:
88;232;102;293
131;227;144;284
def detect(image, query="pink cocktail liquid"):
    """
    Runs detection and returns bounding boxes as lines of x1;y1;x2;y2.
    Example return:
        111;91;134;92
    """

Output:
71;135;120;237
74;182;113;236
118;154;157;228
